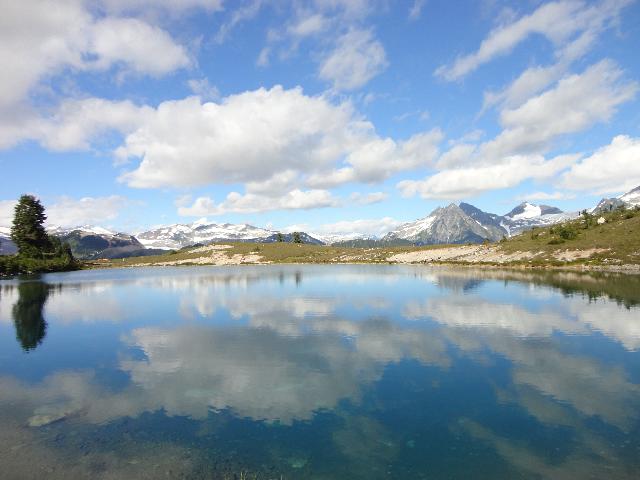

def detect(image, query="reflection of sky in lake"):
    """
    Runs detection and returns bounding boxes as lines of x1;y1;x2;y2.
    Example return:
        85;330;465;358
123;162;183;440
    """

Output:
0;265;639;479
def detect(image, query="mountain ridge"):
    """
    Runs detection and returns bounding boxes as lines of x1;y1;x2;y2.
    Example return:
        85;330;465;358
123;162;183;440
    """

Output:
383;203;506;245
2;185;639;257
136;221;324;249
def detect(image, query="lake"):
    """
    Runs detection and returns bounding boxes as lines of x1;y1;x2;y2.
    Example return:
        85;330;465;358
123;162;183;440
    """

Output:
1;265;639;479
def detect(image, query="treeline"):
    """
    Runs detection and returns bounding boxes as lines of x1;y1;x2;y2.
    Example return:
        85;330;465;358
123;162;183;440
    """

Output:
0;195;77;275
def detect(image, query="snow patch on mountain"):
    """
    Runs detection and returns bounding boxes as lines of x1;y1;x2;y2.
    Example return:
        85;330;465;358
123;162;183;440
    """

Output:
511;203;542;220
619;186;640;205
312;232;376;245
502;202;575;234
47;225;116;236
387;216;437;241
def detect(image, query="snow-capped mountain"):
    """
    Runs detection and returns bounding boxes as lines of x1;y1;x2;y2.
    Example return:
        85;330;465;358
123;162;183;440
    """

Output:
0;226;17;255
591;197;627;213
504;202;563;220
136;220;323;249
312;232;377;245
383;204;506;245
618;186;640;206
503;202;577;234
49;226;148;259
591;185;640;213
136;221;276;249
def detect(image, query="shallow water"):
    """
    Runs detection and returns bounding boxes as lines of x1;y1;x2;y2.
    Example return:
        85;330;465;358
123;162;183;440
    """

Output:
1;265;639;479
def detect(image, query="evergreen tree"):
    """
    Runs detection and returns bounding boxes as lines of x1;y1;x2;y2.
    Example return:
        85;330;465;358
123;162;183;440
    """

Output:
293;232;303;244
276;232;284;242
12;282;49;351
11;195;51;257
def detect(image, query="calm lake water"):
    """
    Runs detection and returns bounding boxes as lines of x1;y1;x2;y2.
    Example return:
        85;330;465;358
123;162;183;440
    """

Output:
1;265;639;479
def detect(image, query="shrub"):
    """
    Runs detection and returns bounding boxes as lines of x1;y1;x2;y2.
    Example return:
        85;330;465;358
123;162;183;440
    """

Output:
548;238;565;245
581;211;594;229
557;225;578;240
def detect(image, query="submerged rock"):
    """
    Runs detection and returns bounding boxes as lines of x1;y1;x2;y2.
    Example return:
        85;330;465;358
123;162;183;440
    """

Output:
286;456;308;469
27;406;77;427
28;412;67;427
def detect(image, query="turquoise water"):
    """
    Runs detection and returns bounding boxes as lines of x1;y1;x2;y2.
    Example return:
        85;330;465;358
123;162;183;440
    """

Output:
0;265;639;479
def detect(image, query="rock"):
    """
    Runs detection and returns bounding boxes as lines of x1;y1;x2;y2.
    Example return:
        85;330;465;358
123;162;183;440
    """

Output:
597;216;606;224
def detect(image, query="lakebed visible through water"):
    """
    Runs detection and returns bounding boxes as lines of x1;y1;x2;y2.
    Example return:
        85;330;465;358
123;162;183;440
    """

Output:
0;265;639;479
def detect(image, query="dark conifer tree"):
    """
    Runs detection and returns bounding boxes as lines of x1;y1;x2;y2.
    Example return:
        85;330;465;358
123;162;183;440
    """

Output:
10;195;51;257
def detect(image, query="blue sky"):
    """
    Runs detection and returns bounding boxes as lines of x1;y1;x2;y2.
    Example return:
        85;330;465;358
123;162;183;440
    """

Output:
1;0;639;237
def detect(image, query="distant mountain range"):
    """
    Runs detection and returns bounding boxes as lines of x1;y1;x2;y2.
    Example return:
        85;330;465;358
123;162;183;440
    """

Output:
381;201;578;245
0;227;17;255
1;185;639;258
136;221;323;250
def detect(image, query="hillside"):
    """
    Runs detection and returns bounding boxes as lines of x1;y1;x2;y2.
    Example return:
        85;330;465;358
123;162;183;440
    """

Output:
497;207;640;266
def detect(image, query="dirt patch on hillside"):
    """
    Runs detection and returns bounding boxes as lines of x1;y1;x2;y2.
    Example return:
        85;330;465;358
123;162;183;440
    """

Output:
386;245;610;265
386;245;531;264
128;244;266;266
552;248;609;261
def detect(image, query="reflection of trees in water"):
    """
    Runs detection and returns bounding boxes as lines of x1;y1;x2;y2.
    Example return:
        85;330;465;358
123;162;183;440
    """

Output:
432;268;640;308
13;282;49;352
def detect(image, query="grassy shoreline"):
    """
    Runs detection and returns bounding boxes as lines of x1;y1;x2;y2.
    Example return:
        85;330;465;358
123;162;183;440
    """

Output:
83;243;640;275
82;207;640;274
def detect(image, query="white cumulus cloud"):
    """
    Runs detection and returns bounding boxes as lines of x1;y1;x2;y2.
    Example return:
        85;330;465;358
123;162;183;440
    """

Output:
0;0;191;110
0;0;193;150
46;195;129;228
115;86;442;191
0;200;18;228
88;17;191;75
561;135;640;194
0;195;129;228
399;154;577;200
177;189;339;216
